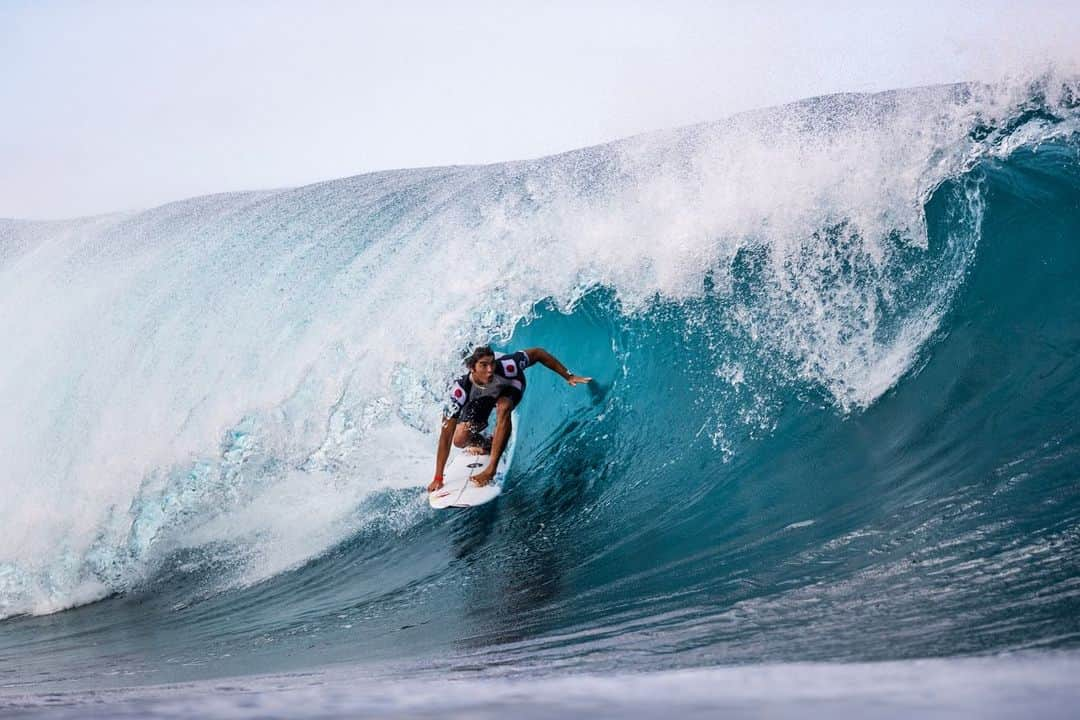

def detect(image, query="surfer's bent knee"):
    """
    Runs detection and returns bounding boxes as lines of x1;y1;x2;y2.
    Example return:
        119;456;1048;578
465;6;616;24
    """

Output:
452;423;472;448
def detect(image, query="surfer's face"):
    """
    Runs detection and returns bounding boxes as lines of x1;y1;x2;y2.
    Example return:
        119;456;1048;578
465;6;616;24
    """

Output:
471;356;495;385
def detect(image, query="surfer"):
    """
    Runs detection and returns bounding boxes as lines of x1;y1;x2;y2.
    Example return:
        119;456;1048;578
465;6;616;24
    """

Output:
428;346;591;491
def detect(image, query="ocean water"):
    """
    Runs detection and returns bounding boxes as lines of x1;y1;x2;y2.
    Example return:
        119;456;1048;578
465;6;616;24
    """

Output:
2;75;1079;717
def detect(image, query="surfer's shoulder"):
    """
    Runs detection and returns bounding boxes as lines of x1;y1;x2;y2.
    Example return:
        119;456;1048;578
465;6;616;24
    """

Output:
448;373;472;409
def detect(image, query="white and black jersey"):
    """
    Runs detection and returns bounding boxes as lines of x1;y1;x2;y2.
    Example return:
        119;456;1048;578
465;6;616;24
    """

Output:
446;351;531;426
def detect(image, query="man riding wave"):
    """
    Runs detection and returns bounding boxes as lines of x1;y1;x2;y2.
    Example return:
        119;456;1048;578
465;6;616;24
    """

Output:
428;346;591;491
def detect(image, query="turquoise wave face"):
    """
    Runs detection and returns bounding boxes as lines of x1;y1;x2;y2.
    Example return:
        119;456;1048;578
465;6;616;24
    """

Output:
467;143;1080;666
1;83;1079;690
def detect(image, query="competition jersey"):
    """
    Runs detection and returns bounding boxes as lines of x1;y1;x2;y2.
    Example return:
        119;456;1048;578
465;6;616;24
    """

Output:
446;350;531;421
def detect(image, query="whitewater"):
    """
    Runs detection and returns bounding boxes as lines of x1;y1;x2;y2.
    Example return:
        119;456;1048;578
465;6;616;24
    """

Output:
2;75;1079;717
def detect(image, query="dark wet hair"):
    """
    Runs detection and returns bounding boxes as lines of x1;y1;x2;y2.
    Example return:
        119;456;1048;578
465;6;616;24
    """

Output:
465;345;495;369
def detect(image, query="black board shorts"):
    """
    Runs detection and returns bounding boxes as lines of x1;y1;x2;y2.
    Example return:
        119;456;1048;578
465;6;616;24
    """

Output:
459;386;523;430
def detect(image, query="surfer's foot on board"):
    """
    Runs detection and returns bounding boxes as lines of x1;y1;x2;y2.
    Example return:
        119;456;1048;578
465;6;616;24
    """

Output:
472;468;495;487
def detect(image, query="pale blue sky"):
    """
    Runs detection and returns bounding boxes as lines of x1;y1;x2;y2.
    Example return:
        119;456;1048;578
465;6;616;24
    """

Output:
2;1;1078;219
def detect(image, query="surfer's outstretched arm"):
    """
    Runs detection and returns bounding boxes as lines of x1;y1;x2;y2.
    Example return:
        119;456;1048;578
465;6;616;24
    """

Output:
524;347;592;386
429;417;457;492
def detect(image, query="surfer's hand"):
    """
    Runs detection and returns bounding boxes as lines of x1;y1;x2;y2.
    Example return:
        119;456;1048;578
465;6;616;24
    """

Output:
567;374;592;386
427;475;444;492
472;468;494;487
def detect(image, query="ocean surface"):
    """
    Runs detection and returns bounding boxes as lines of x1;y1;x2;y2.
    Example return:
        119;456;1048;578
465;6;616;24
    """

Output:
2;75;1079;717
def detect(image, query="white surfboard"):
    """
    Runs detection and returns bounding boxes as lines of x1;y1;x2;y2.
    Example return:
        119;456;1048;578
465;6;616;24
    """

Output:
428;450;503;509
